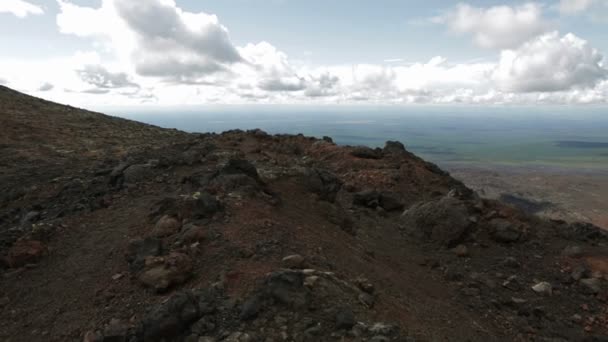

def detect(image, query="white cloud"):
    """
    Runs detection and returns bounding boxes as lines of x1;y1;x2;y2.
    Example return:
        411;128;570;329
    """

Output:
493;32;607;92
0;0;43;18
434;3;551;49
77;65;139;90
38;82;54;91
558;0;596;14
0;0;601;106
57;0;242;84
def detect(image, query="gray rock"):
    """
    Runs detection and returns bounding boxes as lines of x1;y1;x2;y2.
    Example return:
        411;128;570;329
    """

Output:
282;254;306;269
401;196;472;247
531;281;553;296
358;293;375;308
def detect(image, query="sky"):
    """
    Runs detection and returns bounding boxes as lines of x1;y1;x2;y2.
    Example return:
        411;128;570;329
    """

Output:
1;0;608;108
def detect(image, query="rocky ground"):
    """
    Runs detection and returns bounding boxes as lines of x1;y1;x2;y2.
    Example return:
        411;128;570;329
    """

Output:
450;165;608;230
1;85;608;342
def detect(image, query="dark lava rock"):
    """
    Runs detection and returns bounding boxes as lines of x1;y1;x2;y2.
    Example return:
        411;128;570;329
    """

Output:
353;191;403;212
264;270;310;308
353;190;381;209
126;237;163;273
220;159;260;181
401;196;472;247
301;168;342;202
335;308;356;330
239;294;263;321
489;219;521;243
322;136;334;143
139;291;201;342
123;164;154;184
383;141;406;155
351;146;382;159
150;193;222;221
559;222;608;242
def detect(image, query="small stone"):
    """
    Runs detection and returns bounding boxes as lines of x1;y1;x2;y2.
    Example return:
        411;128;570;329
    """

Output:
531;282;553;296
358;293;375;308
304;275;319;288
502;275;521;291
282;254;305;269
571;314;583;323
111;273;123;281
83;330;103;342
354;277;375;294
452;244;469;257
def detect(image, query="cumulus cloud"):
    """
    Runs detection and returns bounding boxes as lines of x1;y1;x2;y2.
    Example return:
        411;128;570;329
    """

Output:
17;0;599;106
38;82;54;91
493;32;607;92
57;0;242;84
434;3;551;49
77;65;139;90
0;0;43;18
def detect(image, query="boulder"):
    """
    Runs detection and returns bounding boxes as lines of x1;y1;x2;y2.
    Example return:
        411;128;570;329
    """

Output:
353;191;403;212
282;254;306;269
350;146;382;159
138;252;193;292
219;159;260;181
123;164;154;184
300;168;342;202
139;291;201;342
126;237;163;273
382;141;406;155
152;215;181;238
178;223;207;244
489;219;521;243
401;196;472;247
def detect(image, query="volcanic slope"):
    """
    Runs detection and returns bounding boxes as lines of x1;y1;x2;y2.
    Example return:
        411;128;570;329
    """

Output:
1;85;607;341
